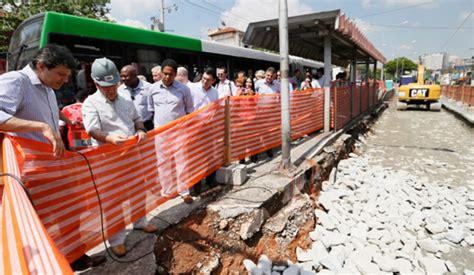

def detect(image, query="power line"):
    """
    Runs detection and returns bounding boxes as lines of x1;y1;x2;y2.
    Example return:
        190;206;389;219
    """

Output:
203;0;252;24
184;0;249;26
358;1;435;18
439;11;473;51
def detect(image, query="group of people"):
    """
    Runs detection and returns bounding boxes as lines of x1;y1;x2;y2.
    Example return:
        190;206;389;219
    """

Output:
0;43;332;270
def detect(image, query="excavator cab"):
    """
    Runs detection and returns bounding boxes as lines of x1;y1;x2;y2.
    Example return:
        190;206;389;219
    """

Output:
397;64;441;111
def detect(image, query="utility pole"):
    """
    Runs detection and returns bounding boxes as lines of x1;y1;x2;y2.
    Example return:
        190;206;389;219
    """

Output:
160;0;165;31
151;0;178;32
279;0;292;171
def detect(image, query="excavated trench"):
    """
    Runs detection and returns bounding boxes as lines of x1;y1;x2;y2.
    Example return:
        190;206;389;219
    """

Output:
154;104;388;274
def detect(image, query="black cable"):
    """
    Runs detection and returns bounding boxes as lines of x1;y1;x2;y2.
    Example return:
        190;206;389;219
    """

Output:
74;151;155;263
0;173;35;206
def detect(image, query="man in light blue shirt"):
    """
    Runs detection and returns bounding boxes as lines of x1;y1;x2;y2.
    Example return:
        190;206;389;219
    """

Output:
118;65;152;129
148;59;195;204
148;60;194;128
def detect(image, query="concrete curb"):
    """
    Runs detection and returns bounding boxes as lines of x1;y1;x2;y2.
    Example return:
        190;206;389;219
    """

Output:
208;101;389;239
441;97;474;126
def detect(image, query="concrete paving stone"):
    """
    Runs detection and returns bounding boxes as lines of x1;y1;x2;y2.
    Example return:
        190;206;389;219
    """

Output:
419;256;448;274
282;263;300;275
329;246;346;268
425;221;447;234
296;247;314;262
465;235;474;246
272;265;287;272
431;232;447;240
394;258;413;273
444;260;457;273
297;261;315;274
240;209;267;240
243;259;263;275
372;254;398;272
257;255;272;274
355;261;381;275
310;241;330;264
417;239;440;253
318;214;337;231
367;229;385;240
350;226;367;242
346;248;372;266
319;255;342;272
316;270;336;275
321;231;347;247
445;229;466;244
299;268;317;275
309;226;325;241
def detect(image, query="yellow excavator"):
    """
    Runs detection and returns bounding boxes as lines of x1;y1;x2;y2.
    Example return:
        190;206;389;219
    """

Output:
397;63;441;111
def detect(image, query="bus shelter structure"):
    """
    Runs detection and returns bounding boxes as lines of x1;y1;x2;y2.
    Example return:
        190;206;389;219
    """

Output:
243;9;387;131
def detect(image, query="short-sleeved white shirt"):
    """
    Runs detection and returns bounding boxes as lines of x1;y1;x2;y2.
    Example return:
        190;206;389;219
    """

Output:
82;90;142;146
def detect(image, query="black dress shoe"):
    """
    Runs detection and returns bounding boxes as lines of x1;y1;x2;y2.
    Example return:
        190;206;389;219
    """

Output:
70;254;106;271
250;155;258;163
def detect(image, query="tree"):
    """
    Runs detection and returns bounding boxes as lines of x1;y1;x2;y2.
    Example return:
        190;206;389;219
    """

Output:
0;0;111;52
384;57;417;78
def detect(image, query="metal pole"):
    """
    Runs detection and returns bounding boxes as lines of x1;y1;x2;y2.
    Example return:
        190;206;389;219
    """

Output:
323;35;332;132
223;96;231;166
160;0;165;31
279;0;291;170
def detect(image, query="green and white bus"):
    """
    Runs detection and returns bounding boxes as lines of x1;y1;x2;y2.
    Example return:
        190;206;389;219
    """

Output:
8;12;321;91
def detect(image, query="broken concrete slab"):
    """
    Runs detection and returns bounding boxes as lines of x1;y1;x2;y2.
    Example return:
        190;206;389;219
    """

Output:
240;209;268;240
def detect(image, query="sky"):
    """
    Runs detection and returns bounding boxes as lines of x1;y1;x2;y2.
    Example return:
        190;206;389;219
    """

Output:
108;0;474;62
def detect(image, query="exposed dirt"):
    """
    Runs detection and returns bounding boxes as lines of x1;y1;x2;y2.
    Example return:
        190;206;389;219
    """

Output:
154;206;315;274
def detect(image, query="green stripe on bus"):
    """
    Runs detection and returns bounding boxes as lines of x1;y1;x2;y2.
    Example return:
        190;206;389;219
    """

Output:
40;12;202;52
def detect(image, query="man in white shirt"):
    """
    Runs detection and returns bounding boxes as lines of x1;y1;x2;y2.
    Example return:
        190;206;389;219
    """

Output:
255;67;280;95
176;66;190;86
151;65;163;83
82;57;157;257
189;67;219;110
215;66;236;98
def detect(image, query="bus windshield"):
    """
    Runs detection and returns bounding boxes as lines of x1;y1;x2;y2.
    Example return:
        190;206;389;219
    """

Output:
7;16;43;70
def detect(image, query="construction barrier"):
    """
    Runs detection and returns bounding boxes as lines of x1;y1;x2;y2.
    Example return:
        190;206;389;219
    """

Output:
1;85;381;273
1;135;73;274
442;85;474;106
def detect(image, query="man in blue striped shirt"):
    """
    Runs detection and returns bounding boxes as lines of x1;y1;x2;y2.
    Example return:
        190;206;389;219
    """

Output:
0;44;107;270
0;44;75;157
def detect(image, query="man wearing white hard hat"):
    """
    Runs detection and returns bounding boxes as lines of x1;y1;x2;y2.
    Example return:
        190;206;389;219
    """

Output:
82;57;158;257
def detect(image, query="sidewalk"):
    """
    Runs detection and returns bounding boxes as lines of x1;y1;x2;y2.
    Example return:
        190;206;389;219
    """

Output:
441;96;474;126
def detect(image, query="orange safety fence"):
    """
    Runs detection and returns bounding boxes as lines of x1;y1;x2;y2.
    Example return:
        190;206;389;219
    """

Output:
290;89;324;139
229;94;281;161
1;135;73;274
442;85;474;106
0;85;383;272
333;85;352;130
8;100;225;263
352;85;361;118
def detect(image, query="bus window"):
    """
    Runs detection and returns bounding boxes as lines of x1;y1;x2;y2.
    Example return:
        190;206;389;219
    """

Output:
136;48;162;78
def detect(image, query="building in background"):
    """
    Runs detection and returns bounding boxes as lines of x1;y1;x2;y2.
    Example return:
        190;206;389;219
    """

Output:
208;27;244;47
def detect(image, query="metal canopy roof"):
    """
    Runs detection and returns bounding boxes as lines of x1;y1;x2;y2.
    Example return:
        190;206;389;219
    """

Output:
243;9;386;67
